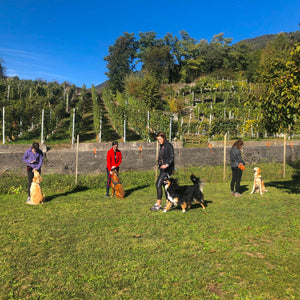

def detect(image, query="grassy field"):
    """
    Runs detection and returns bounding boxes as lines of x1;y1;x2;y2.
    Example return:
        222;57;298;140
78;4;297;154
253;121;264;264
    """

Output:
0;164;299;299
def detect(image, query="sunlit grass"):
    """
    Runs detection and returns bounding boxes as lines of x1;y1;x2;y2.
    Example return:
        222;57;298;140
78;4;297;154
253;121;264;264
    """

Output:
0;164;299;299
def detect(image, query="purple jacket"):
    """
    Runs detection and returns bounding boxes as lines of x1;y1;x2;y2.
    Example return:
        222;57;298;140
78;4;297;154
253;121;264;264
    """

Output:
23;147;44;170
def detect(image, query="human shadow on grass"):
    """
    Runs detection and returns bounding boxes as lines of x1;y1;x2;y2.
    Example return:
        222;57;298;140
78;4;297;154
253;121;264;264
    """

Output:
44;186;89;202
239;185;249;194
125;184;150;197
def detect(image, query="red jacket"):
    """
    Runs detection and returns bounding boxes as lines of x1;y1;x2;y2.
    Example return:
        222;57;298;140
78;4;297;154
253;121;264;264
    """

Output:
106;148;122;171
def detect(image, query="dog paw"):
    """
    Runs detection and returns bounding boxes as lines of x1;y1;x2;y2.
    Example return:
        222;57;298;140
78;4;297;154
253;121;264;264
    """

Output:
182;210;186;213
163;209;167;213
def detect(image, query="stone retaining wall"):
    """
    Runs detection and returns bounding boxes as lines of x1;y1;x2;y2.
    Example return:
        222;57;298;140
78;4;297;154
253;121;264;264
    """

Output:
0;141;299;175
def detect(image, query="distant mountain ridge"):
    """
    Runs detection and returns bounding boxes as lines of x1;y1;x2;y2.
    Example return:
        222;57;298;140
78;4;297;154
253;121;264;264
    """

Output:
235;30;300;49
95;80;108;90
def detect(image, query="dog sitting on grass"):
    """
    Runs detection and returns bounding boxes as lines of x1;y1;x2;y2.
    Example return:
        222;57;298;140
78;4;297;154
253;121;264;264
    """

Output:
110;169;125;199
27;170;45;205
250;167;268;195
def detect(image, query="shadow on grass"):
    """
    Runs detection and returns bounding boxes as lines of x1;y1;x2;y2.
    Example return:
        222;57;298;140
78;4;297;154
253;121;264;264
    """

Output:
44;185;89;202
240;185;249;194
189;200;213;210
266;180;299;194
266;161;300;194
125;184;150;197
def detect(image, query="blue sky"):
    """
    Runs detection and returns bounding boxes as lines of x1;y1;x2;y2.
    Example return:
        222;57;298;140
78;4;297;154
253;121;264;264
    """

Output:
0;0;299;88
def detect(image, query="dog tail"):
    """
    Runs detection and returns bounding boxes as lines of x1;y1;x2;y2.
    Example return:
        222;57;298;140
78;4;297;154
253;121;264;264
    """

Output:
191;174;205;192
190;174;200;185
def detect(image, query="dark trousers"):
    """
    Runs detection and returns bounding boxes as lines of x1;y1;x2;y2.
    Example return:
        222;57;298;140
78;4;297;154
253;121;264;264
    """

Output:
231;167;243;193
106;167;119;196
156;168;173;200
27;167;41;197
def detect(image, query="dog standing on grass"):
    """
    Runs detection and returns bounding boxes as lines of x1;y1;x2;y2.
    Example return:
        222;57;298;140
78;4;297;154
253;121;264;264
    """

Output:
251;167;268;195
163;174;205;212
27;170;45;205
110;169;125;199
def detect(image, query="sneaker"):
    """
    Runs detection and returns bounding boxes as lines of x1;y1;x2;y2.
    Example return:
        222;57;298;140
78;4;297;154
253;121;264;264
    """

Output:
150;203;162;211
235;192;241;197
231;191;235;196
105;194;110;198
26;197;31;202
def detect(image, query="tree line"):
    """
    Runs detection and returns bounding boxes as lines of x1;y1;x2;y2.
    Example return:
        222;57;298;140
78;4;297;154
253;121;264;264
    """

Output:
104;31;300;135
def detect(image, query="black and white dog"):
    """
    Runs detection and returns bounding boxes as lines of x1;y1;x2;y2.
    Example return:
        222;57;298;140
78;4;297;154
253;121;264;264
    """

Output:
163;174;205;212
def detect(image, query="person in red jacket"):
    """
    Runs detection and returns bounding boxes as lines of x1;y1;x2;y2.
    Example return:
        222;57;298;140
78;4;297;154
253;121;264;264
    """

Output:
106;141;122;197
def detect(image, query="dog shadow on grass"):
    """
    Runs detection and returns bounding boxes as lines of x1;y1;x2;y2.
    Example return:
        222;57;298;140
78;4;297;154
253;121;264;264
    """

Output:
44;186;89;202
125;184;150;197
188;200;214;210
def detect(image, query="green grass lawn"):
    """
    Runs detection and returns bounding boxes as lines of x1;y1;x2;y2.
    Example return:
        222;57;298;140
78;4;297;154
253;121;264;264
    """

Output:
0;165;299;299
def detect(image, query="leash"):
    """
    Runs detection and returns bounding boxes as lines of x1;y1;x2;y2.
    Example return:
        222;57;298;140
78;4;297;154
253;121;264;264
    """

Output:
112;180;121;185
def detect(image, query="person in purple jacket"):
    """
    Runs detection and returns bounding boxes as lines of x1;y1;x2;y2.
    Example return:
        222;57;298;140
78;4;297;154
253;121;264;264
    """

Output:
23;142;44;202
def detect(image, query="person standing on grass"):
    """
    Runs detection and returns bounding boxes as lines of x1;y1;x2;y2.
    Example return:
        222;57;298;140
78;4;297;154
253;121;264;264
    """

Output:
22;142;44;203
150;132;175;211
230;139;245;197
106;141;122;197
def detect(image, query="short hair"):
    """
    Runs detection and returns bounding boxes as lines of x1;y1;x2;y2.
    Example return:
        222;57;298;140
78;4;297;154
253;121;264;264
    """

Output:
156;132;167;141
112;141;118;146
232;139;244;149
32;142;39;151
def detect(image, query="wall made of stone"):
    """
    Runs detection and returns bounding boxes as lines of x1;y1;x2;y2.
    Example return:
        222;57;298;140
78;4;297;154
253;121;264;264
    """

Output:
0;141;299;175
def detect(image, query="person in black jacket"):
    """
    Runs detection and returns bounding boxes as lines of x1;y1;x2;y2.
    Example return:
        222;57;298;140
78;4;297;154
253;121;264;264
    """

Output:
230;139;245;197
150;132;175;211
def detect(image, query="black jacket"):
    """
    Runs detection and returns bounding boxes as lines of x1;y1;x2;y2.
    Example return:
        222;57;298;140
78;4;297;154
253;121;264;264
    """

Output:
158;141;175;172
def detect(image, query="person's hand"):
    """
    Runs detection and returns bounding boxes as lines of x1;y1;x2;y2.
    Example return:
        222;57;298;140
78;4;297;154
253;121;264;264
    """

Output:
160;164;168;169
112;166;116;169
30;160;36;164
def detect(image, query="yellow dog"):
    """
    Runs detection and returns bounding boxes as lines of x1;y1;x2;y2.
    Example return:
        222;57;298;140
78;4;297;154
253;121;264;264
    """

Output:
27;170;45;205
250;167;268;195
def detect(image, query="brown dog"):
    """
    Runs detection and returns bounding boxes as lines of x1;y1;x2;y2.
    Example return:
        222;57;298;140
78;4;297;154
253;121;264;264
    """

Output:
110;169;125;199
28;170;45;205
251;167;268;195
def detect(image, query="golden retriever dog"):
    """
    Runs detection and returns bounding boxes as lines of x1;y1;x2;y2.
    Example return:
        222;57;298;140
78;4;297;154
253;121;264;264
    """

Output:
27;170;45;205
111;169;125;199
251;167;268;195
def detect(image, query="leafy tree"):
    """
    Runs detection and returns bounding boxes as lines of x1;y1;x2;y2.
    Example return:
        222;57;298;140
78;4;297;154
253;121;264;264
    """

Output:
228;42;252;72
142;45;174;83
124;73;144;99
206;33;232;73
140;75;162;109
137;31;159;63
0;58;5;78
257;33;291;83
260;43;300;133
104;32;137;93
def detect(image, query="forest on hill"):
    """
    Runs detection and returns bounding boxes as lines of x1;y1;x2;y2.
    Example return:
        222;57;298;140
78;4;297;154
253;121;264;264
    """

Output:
0;30;299;144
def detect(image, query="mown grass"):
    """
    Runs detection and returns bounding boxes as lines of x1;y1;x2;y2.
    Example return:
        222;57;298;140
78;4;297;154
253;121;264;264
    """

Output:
0;164;299;299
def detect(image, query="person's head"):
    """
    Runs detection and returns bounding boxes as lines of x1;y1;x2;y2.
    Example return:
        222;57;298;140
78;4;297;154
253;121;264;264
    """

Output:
31;142;39;153
112;141;118;151
156;132;167;145
232;139;244;149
